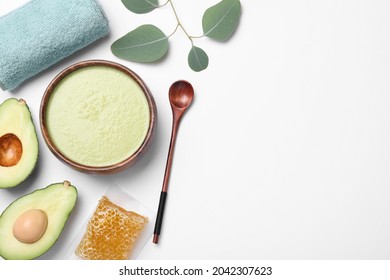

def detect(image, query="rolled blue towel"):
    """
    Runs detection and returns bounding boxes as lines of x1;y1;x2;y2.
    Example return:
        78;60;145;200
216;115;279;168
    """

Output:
0;0;109;91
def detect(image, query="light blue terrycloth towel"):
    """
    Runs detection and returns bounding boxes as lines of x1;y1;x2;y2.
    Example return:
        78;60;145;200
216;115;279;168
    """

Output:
0;0;109;91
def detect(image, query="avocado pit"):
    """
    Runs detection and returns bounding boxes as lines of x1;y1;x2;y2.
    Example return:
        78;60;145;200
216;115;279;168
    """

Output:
13;209;48;244
0;133;23;167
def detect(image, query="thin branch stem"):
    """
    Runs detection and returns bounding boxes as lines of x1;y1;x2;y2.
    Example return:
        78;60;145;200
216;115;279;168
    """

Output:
158;0;170;8
167;23;180;38
190;34;205;39
169;0;195;44
158;0;204;44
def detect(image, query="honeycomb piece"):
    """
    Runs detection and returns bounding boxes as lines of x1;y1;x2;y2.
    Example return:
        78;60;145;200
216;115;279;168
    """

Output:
75;196;148;260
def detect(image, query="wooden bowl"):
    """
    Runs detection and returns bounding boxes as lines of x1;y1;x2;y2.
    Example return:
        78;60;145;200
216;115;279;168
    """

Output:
40;60;157;174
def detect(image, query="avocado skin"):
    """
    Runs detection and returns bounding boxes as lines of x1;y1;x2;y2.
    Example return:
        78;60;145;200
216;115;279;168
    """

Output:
0;182;78;260
0;98;39;188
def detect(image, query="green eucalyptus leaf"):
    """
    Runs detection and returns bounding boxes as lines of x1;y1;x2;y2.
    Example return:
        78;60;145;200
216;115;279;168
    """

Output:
111;24;169;63
188;46;209;72
202;0;241;41
121;0;159;14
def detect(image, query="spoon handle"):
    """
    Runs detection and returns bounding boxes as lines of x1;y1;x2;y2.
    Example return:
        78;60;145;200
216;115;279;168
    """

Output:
153;191;167;244
153;114;181;244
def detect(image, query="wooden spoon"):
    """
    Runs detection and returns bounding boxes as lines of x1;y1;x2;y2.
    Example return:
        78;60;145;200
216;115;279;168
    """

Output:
153;80;194;244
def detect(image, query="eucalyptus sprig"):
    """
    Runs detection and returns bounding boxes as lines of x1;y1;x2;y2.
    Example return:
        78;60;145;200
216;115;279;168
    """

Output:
111;0;242;72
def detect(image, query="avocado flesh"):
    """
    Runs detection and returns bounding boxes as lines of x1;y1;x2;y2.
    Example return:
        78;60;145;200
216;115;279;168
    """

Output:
0;98;38;188
0;182;78;260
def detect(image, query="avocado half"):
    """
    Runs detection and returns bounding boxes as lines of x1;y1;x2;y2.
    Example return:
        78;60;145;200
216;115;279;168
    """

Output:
0;181;78;260
0;98;39;188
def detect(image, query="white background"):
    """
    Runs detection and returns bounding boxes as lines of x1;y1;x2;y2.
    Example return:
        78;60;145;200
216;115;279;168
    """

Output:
1;0;390;260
